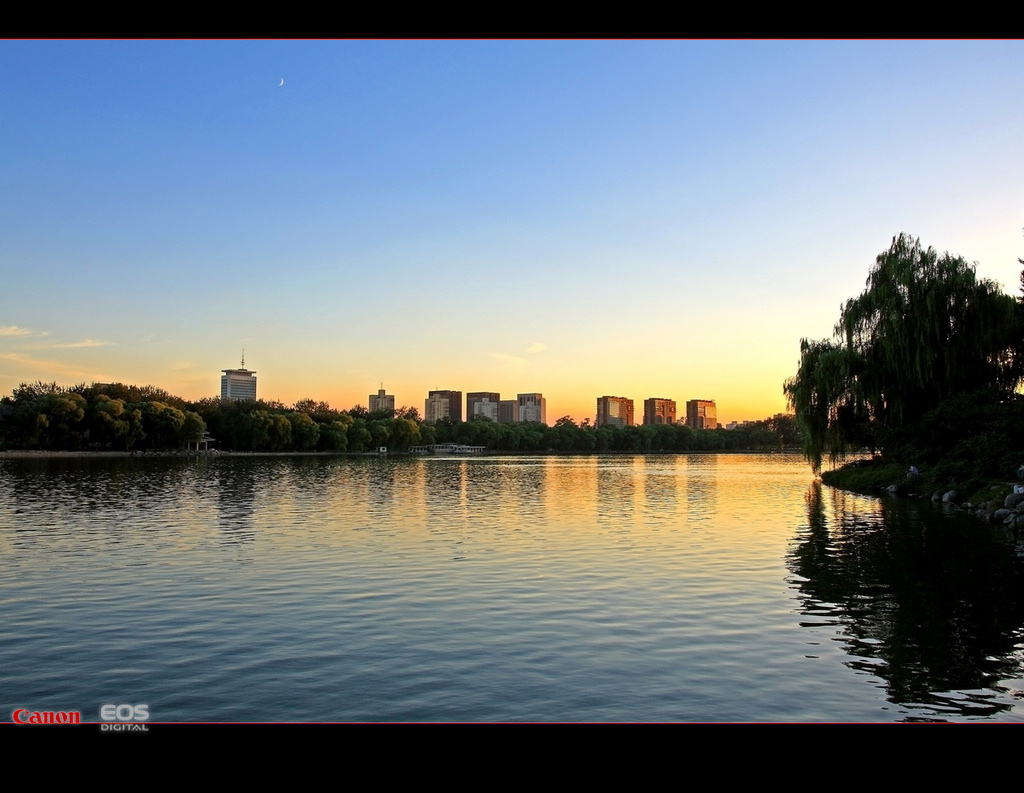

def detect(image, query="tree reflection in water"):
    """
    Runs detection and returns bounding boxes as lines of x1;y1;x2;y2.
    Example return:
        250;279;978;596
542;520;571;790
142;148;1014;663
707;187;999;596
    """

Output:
791;482;1024;719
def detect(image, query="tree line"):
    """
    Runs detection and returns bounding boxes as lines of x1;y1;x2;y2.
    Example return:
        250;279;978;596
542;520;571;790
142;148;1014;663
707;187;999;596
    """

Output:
0;381;800;454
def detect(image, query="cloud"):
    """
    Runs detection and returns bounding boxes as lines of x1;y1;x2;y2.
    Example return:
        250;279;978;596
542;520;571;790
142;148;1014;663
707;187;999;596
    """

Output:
27;339;113;350
56;339;112;349
0;352;109;381
526;342;546;354
0;325;34;336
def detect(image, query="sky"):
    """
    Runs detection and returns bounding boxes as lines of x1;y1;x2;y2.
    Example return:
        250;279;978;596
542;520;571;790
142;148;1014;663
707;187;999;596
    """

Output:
2;40;1023;425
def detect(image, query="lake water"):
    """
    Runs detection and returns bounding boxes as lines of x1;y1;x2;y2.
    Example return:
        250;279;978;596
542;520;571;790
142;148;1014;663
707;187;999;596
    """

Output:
3;452;1024;722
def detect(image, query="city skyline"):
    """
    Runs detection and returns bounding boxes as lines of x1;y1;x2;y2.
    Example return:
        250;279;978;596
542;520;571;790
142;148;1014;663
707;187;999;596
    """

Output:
220;365;722;427
3;41;1023;426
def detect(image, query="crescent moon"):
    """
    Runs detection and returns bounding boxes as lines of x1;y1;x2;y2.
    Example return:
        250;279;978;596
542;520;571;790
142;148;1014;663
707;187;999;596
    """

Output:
279;78;284;87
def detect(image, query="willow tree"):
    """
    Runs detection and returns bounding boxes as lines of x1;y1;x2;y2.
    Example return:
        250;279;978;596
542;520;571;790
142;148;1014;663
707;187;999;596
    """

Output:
784;339;868;473
785;234;1018;472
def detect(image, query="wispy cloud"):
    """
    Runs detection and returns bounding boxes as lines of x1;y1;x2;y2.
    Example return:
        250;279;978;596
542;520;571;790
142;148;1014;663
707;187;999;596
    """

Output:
526;342;546;354
0;325;34;336
27;338;113;350
0;352;109;381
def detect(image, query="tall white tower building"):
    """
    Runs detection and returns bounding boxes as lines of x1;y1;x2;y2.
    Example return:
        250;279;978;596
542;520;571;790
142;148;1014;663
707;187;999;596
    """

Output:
221;352;257;401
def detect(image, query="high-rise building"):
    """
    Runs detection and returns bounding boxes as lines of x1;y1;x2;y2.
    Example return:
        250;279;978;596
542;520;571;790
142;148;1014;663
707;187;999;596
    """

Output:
596;396;634;428
517;393;546;424
221;353;257;401
498;400;519;424
467;392;501;421
686;399;717;430
369;387;395;415
424;393;449;424
643;398;676;425
425;390;462;423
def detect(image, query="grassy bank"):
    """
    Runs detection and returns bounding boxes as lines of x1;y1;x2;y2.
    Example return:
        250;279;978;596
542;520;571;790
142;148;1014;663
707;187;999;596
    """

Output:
820;458;908;494
821;455;1017;508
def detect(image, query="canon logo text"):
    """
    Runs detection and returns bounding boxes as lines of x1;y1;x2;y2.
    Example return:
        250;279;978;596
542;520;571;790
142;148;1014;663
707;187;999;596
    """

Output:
12;709;81;725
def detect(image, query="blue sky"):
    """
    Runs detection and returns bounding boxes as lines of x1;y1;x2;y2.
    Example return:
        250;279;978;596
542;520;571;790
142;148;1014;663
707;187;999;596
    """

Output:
2;41;1022;423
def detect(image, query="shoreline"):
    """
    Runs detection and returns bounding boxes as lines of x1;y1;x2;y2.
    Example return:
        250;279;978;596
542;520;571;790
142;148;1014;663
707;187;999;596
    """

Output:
821;456;1024;531
0;447;807;460
0;449;371;459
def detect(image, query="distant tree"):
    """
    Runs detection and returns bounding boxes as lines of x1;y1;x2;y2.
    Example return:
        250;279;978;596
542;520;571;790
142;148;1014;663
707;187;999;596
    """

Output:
346;417;372;452
396;406;420;422
293;398;317;415
432;416;457;443
1019;226;1024;303
653;423;676;451
318;420;349;452
418;422;437;446
368;419;391;448
287;412;319;450
91;394;130;448
268;414;292;450
242;410;274;450
137;401;185;449
11;381;62;404
181;411;206;445
389;417;421;450
25;391;87;449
